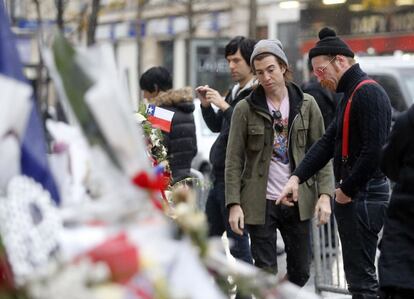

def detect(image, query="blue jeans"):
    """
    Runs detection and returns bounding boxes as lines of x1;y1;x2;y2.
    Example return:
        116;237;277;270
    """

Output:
334;177;390;298
205;180;253;299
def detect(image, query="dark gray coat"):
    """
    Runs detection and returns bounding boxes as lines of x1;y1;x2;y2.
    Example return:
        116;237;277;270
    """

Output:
201;85;253;181
379;104;414;291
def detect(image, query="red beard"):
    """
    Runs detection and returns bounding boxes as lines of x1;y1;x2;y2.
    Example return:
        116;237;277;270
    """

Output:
320;79;337;92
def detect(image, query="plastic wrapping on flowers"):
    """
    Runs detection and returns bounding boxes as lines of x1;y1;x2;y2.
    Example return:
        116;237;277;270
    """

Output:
0;29;322;299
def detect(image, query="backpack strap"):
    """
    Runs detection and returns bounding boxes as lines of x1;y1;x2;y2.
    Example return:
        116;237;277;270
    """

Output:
342;79;377;162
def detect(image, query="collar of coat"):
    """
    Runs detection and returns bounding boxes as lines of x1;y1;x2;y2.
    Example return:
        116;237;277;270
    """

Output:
336;63;369;95
153;87;193;106
226;84;255;104
246;82;305;129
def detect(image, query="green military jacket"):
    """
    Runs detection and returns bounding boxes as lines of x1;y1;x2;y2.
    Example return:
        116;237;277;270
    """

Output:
225;83;334;225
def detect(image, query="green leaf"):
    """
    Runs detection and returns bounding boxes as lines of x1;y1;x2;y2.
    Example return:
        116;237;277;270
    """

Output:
52;33;121;169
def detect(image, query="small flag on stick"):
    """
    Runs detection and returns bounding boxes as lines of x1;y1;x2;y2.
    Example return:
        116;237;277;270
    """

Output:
146;104;174;133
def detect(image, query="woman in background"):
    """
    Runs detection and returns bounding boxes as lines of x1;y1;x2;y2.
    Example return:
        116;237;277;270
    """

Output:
140;66;197;184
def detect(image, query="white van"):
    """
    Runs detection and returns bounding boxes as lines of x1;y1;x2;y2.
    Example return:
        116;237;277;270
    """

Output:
356;55;414;113
191;99;219;177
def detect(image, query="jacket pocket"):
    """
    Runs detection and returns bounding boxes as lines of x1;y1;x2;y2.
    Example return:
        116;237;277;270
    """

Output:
247;125;264;151
297;128;308;148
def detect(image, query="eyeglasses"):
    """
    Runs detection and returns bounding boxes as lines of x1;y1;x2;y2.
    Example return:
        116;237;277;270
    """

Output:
273;110;284;133
313;56;336;78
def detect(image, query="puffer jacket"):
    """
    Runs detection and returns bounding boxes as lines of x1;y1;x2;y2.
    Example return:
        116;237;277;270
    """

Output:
225;83;334;225
154;87;197;184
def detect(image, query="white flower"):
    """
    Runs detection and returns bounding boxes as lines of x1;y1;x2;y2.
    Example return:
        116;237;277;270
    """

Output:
134;113;147;124
174;203;206;231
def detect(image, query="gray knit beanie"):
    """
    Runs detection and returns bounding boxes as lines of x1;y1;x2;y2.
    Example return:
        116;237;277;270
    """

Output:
250;39;289;69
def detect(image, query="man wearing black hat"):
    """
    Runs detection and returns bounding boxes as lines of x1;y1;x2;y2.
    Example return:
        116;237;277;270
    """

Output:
278;28;392;299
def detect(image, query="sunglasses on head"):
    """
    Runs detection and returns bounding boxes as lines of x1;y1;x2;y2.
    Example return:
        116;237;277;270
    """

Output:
273;110;284;133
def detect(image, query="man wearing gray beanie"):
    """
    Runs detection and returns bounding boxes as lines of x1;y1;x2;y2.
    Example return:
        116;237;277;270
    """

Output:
225;39;334;287
249;39;289;69
279;28;392;299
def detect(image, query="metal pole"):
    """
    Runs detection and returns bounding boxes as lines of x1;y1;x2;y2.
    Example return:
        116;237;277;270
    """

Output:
248;0;257;39
136;0;146;107
312;219;323;294
87;0;100;46
186;0;194;86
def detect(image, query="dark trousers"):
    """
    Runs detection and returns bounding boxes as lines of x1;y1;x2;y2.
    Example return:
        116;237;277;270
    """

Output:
246;200;311;287
334;177;389;299
205;180;253;299
379;287;414;299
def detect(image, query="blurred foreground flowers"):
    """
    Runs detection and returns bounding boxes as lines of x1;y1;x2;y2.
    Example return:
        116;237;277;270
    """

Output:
0;5;320;299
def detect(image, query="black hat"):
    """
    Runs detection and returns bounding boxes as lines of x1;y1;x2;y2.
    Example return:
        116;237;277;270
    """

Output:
309;27;354;60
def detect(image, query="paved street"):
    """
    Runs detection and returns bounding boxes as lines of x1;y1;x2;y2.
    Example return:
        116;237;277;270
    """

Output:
224;231;352;299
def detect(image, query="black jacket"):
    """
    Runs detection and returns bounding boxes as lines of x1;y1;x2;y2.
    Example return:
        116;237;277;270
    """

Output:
201;85;253;180
155;87;197;184
378;104;414;290
293;64;392;197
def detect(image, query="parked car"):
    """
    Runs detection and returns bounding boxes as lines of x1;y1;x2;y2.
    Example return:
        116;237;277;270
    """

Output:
356;55;414;114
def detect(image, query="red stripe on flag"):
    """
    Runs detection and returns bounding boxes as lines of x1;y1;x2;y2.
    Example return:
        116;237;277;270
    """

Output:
147;115;172;132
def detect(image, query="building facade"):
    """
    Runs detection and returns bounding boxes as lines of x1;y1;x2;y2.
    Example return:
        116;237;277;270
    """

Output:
5;0;301;108
300;0;414;61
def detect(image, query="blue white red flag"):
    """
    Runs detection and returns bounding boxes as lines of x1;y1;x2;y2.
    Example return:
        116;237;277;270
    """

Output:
0;2;60;203
146;104;174;133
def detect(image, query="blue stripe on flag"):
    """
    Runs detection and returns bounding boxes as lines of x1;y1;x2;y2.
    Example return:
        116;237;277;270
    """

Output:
0;2;60;203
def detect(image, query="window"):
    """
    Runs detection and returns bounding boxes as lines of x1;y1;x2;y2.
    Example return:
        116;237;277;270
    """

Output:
160;41;174;76
278;22;302;82
399;69;414;108
190;39;232;96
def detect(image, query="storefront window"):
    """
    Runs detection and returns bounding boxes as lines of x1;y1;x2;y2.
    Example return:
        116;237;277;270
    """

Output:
190;39;232;96
160;40;174;75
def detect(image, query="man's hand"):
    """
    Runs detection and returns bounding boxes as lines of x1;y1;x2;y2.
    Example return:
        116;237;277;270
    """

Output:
196;86;229;111
335;188;352;204
204;88;229;111
314;194;331;226
276;175;300;206
228;204;245;236
195;85;210;107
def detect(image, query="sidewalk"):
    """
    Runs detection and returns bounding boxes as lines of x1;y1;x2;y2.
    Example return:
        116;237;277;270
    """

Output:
275;237;351;299
224;232;351;299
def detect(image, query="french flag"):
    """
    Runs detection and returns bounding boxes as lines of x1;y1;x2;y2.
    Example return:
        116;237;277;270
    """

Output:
0;2;60;203
146;104;174;133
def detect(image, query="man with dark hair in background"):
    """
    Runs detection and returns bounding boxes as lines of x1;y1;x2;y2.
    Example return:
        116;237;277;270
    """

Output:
195;36;256;299
140;66;197;185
